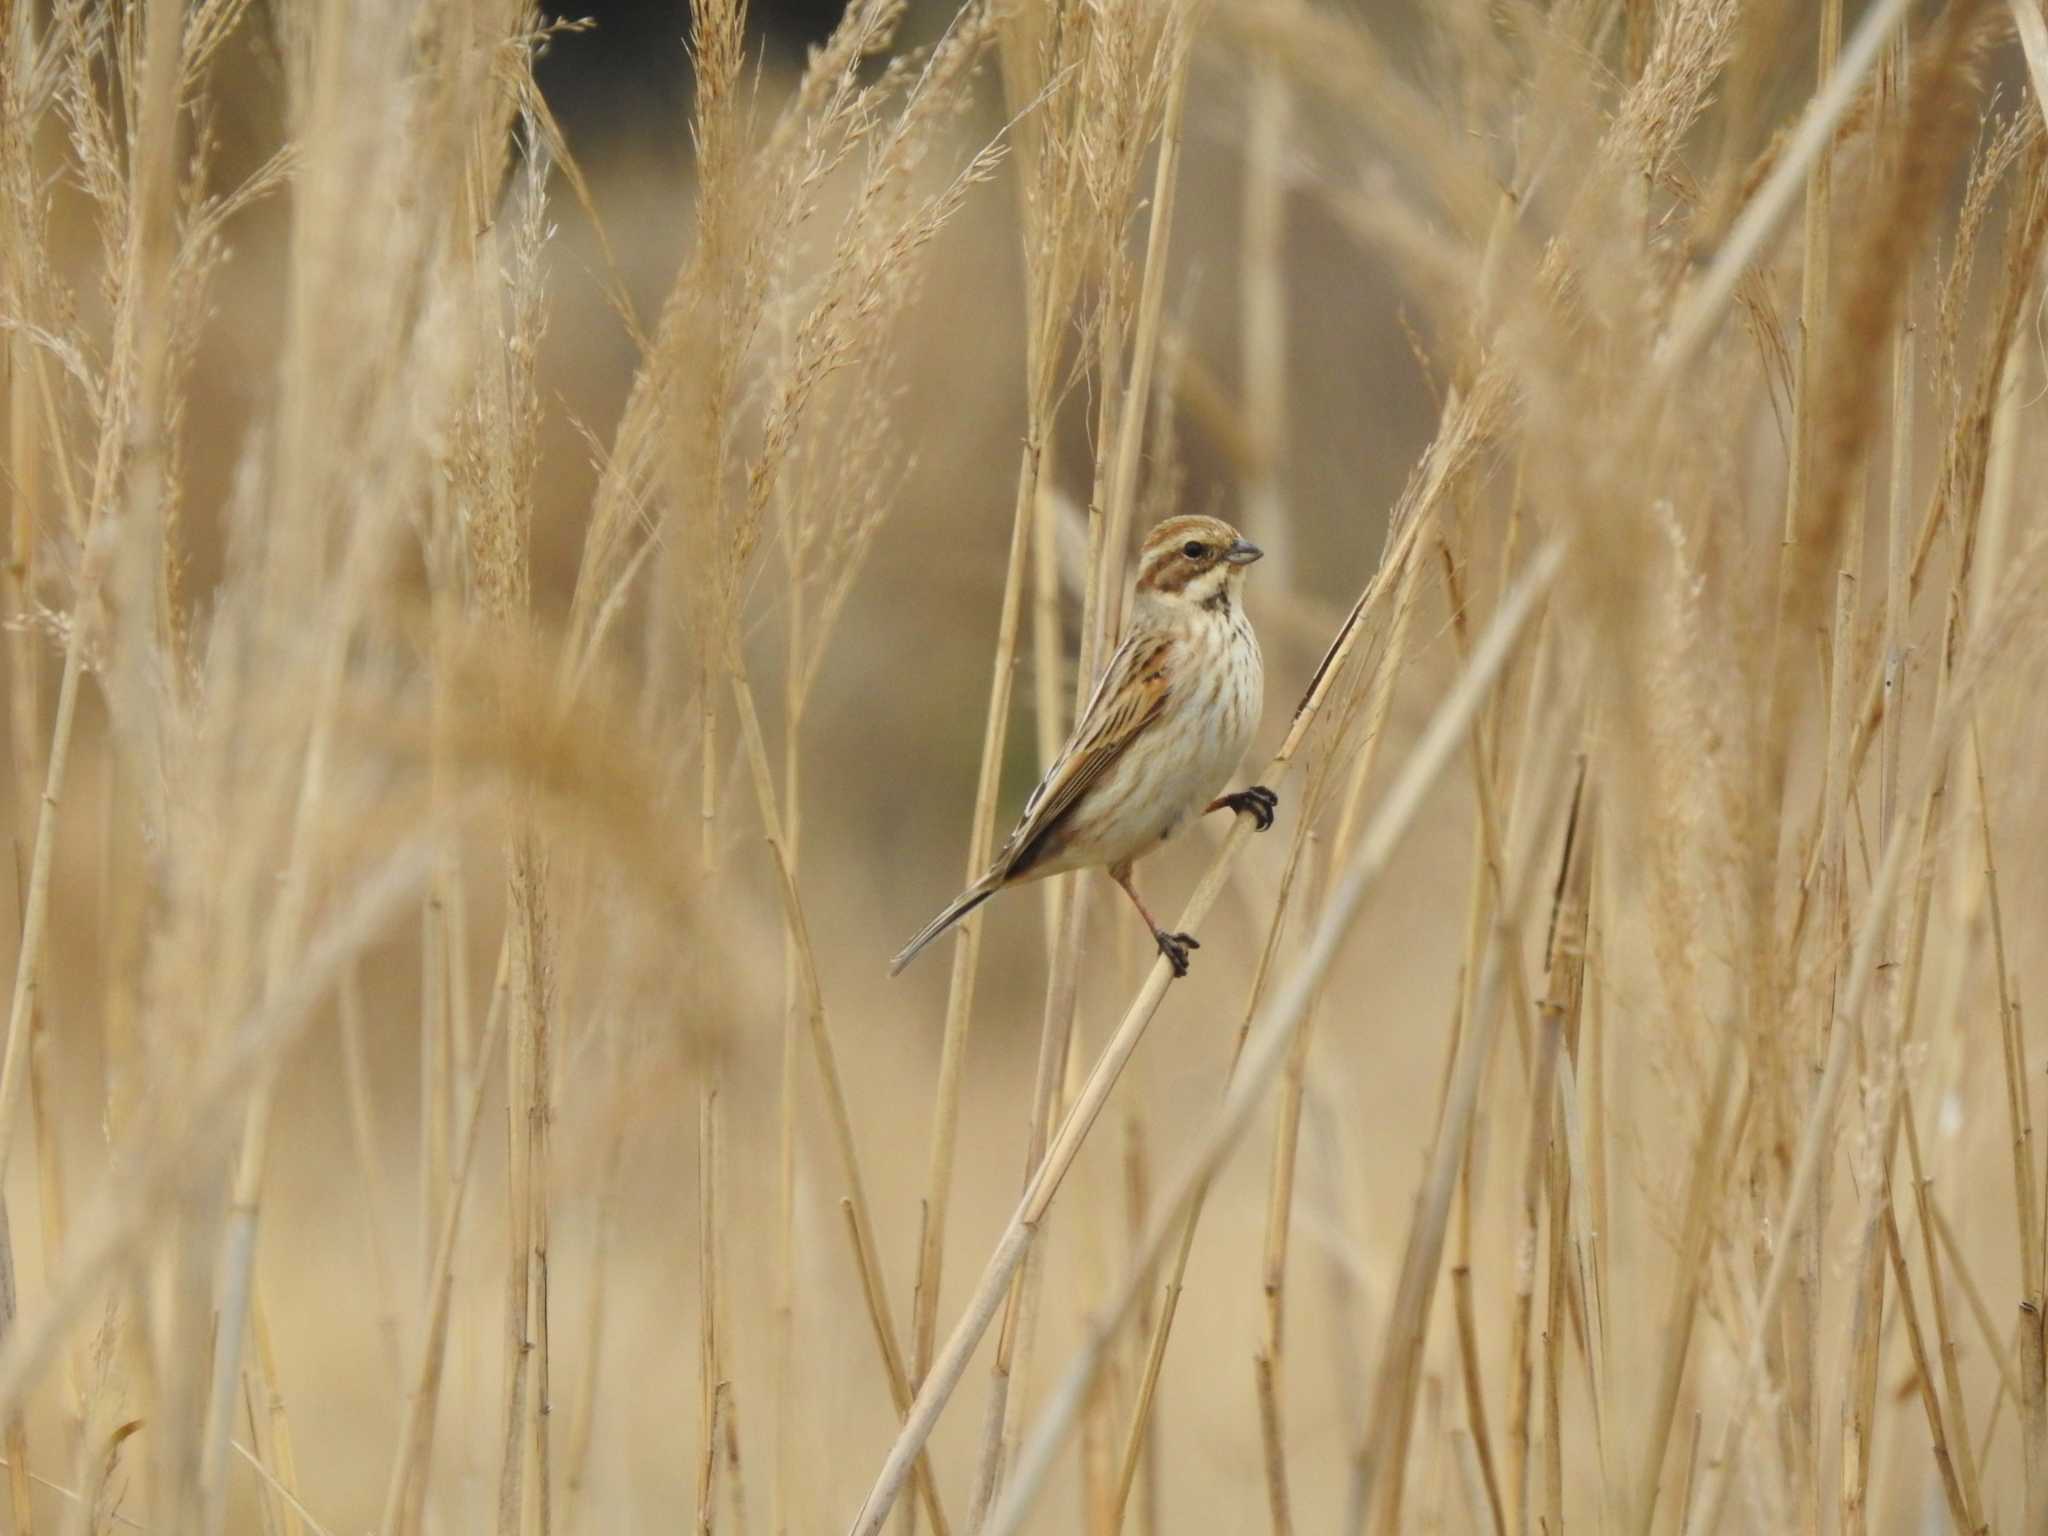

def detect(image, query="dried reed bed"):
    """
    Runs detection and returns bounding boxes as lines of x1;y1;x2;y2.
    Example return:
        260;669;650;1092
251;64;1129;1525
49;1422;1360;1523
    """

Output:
3;0;2048;1531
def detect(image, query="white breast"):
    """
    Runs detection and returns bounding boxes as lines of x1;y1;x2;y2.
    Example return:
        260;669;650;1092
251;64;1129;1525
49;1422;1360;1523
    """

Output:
1082;605;1263;866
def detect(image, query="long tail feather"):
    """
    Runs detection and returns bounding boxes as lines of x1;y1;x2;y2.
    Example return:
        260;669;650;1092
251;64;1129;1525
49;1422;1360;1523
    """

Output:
889;880;1001;976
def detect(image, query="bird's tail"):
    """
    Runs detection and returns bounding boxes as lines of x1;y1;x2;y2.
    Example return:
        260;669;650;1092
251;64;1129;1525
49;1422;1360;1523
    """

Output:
889;878;1001;976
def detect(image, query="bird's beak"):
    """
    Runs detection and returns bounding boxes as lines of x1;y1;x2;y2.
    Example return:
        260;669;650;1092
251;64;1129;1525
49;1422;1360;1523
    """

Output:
1224;538;1264;566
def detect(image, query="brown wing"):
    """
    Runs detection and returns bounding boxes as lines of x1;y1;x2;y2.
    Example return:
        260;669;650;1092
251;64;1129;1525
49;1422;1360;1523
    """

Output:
995;629;1173;880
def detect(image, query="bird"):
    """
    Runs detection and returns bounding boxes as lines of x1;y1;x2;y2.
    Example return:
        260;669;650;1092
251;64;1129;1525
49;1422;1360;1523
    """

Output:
891;513;1277;979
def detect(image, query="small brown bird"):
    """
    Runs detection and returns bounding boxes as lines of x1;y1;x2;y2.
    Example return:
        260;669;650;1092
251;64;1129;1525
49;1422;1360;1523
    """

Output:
891;513;1277;978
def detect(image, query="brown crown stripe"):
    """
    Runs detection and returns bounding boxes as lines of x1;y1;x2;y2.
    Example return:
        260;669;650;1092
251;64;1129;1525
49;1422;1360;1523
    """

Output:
1137;516;1245;596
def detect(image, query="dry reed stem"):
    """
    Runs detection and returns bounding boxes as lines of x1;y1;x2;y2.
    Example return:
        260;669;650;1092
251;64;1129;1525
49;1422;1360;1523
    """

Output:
736;677;952;1536
1239;58;1292;588
965;18;1202;1512
1631;1030;1744;1536
337;966;404;1387
1104;416;1453;1529
1507;773;1592;1536
910;51;1088;1430
1975;720;2037;1296
1898;1092;1982;1527
1450;1265;1507;1536
1655;0;1914;379
1353;641;1578;1536
2028;1293;2048;1535
1683;526;2048;1534
563;1106;627;1536
230;1438;334;1536
1880;1198;1972;1531
1096;17;1192;656
698;1090;723;1536
2012;0;2048;117
368;877;497;1535
1250;831;1321;1536
1924;1198;2026;1409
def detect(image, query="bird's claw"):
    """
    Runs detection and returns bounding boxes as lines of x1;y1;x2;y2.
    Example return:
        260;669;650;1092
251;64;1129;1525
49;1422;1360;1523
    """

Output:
1223;785;1279;832
1155;929;1200;978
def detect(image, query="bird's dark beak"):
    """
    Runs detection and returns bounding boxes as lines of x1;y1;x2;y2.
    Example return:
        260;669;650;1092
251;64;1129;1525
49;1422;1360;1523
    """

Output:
1224;538;1264;566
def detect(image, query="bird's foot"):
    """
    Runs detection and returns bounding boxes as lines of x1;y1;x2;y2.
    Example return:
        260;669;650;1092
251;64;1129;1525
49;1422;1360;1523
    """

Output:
1216;785;1279;831
1154;929;1200;978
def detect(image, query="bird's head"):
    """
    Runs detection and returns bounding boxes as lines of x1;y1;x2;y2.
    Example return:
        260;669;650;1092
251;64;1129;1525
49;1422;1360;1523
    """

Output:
1133;515;1263;612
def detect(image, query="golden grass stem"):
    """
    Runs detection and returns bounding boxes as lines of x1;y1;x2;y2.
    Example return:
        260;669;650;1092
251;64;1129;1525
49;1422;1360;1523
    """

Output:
1451;1266;1507;1536
0;1219;25;1536
1631;1035;1745;1536
1252;860;1317;1536
1252;1349;1292;1536
775;488;805;1536
1974;719;2036;1295
563;1112;626;1536
0;630;85;1195
1899;1092;1983;1526
2026;1296;2048;1534
337;966;404;1387
1675;551;2048;1533
249;1292;307;1536
699;1090;723;1536
973;35;1203;1509
1098;20;1193;654
911;22;1094;1422
1540;1143;1567;1536
910;418;1049;1407
1352;652;1577;1536
1881;1198;1972;1531
1239;59;1292;589
379;935;512;1536
2009;0;2048;117
1923;1198;2025;1409
733;666;951;1536
231;1438;334;1536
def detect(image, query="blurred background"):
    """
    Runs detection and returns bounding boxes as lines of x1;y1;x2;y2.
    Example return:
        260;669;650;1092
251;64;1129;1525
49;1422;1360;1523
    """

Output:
11;0;2048;1532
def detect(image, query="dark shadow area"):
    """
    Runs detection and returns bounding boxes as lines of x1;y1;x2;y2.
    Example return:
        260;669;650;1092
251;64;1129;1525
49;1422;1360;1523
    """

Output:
536;0;852;152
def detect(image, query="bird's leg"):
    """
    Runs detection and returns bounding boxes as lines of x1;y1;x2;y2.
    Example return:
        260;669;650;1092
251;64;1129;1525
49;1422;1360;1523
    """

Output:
1207;784;1279;831
1109;862;1199;978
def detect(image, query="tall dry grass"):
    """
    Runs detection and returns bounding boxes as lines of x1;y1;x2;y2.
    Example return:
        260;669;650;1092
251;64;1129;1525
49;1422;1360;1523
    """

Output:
3;0;2048;1531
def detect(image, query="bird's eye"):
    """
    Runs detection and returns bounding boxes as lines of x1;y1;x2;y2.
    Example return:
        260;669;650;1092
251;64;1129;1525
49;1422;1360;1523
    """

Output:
1182;541;1208;559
